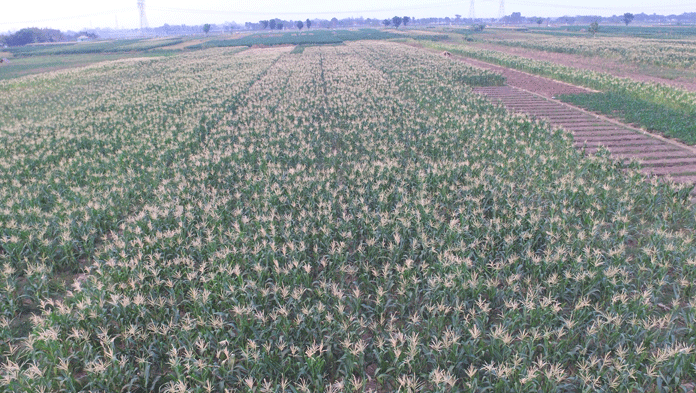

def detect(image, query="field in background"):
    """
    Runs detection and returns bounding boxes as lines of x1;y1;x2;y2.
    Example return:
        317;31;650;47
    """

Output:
471;28;696;69
0;30;405;80
6;37;186;57
191;29;402;49
2;38;696;391
0;37;200;80
0;52;174;80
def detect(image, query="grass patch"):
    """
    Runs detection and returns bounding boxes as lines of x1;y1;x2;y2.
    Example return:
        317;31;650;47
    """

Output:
636;63;696;81
409;34;451;42
290;45;307;54
560;92;696;144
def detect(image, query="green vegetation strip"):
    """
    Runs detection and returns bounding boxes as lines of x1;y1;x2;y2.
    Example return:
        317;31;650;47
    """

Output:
7;38;185;57
2;42;696;392
560;92;696;145
191;29;401;48
0;53;172;80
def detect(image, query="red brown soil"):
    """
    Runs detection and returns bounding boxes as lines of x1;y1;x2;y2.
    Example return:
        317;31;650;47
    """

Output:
472;41;696;93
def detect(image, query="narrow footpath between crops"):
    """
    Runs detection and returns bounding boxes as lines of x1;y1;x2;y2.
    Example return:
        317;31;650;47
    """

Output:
458;56;696;201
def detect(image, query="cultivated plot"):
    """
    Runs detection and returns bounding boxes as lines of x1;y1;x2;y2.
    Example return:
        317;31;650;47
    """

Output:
1;42;696;392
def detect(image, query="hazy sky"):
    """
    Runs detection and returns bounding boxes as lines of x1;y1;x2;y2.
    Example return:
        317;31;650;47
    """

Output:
2;0;695;32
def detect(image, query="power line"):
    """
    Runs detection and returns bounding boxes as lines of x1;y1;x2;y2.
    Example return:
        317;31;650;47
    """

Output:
4;1;695;29
149;1;467;17
508;0;696;13
0;9;131;27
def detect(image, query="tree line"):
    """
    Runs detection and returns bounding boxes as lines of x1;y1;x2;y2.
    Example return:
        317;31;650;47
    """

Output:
252;16;414;31
382;16;411;28
1;28;97;47
259;18;313;31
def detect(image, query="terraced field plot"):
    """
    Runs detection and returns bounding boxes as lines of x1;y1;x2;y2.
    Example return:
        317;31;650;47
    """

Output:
1;41;696;392
470;63;696;200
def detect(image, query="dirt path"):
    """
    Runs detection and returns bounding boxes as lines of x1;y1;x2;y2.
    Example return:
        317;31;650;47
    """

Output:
472;41;696;93
459;56;597;98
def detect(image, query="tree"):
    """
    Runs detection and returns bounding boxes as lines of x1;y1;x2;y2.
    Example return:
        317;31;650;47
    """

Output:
4;27;64;47
392;16;403;28
382;19;391;27
203;23;211;35
589;21;599;36
331;17;338;28
296;20;304;30
306;19;312;29
277;23;284;30
623;12;635;26
455;14;462;24
260;20;269;29
269;19;277;30
5;28;35;46
403;16;411;26
536;18;544;26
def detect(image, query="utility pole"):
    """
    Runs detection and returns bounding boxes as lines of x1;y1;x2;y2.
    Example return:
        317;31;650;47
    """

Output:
138;0;148;35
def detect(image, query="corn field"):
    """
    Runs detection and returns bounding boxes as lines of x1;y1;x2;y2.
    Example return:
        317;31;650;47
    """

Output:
1;41;696;392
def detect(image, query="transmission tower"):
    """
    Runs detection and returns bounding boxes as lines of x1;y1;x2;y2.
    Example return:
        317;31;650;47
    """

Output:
469;0;475;20
498;0;505;20
138;0;148;35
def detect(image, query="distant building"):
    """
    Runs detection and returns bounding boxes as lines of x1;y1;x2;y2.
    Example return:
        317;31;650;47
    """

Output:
77;35;91;42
